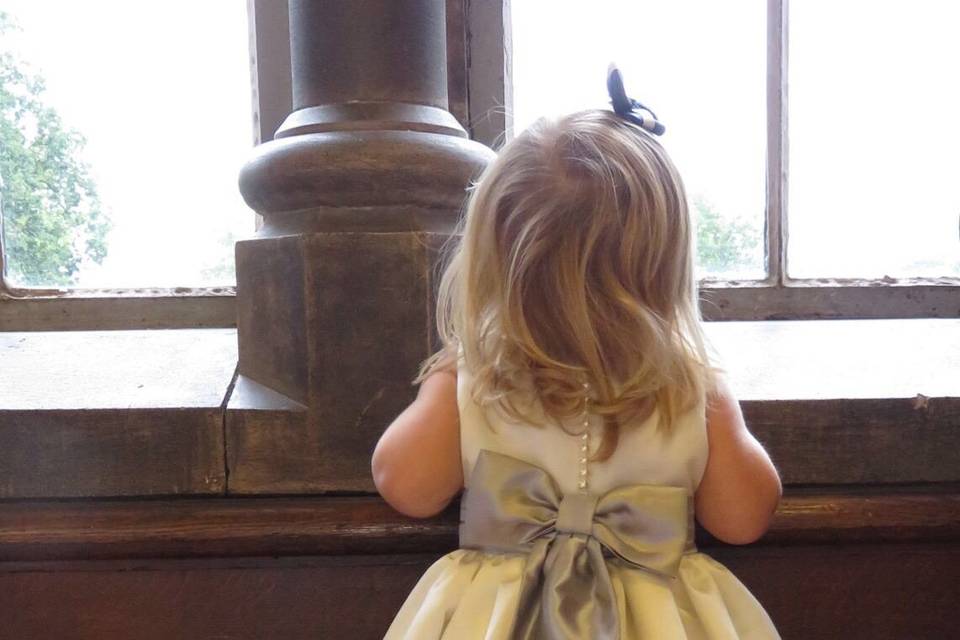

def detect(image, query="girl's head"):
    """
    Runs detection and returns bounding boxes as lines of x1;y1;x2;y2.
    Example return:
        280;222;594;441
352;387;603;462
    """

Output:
419;109;715;459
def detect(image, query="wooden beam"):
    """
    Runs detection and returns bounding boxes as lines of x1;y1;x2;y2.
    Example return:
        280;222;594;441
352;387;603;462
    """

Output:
1;489;956;562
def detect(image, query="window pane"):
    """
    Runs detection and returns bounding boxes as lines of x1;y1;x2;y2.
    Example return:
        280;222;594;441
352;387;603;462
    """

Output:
789;0;960;279
0;1;254;288
511;0;766;280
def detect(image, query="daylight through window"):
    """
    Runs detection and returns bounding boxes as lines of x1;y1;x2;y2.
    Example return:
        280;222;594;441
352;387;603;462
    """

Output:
0;1;255;289
511;0;960;284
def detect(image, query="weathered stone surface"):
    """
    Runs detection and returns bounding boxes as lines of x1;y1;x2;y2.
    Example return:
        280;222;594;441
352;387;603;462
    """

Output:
0;330;237;411
1;319;957;497
709;318;960;401
232;0;491;497
235;237;309;405
231;232;448;493
0;330;235;498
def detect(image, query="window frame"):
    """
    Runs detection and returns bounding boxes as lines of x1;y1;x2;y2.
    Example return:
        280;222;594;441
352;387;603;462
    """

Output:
0;0;291;331
469;0;959;320
3;0;956;331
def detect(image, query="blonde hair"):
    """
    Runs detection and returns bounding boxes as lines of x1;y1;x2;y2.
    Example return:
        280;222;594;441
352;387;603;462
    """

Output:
416;109;717;461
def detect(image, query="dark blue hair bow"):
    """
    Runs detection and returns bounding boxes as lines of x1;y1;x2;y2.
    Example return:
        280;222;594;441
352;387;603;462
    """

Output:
607;64;665;136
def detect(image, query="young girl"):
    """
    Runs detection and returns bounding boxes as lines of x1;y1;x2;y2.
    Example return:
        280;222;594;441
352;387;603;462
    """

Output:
372;71;783;639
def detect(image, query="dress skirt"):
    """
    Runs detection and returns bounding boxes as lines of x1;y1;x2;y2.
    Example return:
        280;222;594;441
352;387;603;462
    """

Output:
384;548;781;639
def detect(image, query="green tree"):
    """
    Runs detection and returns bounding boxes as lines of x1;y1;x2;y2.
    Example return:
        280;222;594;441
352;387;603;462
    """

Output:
693;196;760;275
0;11;110;287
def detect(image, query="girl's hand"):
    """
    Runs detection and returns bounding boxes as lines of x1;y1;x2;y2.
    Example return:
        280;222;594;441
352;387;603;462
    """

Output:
371;370;463;518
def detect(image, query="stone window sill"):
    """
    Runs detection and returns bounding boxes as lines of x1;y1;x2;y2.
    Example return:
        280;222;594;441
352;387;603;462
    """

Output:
0;319;957;560
2;318;957;495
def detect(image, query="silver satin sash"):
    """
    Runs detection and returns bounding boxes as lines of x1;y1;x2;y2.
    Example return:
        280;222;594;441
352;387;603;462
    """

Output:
459;449;696;640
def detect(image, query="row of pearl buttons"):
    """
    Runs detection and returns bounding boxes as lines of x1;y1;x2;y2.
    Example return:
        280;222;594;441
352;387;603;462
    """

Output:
578;382;590;492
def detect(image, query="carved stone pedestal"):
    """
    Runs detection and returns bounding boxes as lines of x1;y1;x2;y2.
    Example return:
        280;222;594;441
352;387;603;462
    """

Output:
231;0;493;493
229;231;451;492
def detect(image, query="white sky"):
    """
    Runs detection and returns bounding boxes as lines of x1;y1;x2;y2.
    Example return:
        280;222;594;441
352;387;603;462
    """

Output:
1;1;957;286
512;0;960;279
788;0;960;278
1;0;255;288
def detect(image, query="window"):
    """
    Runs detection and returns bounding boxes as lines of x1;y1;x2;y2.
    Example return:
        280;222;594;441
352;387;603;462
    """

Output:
0;0;288;329
512;1;766;281
788;0;960;280
476;0;959;319
4;1;955;329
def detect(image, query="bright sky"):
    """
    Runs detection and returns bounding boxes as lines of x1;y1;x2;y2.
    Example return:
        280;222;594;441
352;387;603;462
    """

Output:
1;1;957;286
512;0;960;279
788;0;960;278
1;0;255;288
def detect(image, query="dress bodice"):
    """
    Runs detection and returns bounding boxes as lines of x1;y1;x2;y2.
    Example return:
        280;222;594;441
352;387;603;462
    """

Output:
457;360;709;498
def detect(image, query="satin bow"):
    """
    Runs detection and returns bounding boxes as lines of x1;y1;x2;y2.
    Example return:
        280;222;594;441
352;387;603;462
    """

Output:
459;449;693;640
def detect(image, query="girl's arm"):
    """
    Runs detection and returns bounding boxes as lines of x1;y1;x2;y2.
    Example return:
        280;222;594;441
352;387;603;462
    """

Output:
694;375;782;544
371;370;463;518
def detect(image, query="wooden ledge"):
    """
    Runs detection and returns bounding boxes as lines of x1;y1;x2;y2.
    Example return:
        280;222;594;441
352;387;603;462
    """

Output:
1;489;957;563
1;320;958;497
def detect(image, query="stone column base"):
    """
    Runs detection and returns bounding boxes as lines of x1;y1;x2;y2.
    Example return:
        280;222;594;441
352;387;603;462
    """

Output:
229;231;450;493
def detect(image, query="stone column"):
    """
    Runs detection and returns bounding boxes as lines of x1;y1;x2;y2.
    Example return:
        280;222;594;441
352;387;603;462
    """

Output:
229;0;493;493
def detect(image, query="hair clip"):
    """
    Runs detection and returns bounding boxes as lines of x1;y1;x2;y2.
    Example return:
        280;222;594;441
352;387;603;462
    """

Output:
607;64;665;136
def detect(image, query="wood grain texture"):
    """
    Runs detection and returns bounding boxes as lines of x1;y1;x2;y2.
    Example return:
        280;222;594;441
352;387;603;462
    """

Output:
0;409;225;499
0;545;956;640
1;490;956;562
0;329;235;498
716;543;960;640
0;555;429;640
744;398;960;484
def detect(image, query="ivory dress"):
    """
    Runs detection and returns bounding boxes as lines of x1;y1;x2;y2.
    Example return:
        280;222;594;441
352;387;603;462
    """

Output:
384;359;781;639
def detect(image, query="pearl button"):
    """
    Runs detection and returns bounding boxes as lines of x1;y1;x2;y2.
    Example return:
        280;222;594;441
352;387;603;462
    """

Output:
578;383;591;493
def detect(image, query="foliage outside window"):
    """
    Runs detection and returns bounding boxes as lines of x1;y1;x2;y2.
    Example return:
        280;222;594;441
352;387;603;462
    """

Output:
0;3;254;290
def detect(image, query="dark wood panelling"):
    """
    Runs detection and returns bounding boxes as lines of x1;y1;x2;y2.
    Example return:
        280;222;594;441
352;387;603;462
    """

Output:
717;543;959;640
1;545;956;640
1;490;956;563
0;330;235;498
744;398;960;484
0;409;224;499
0;555;429;640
